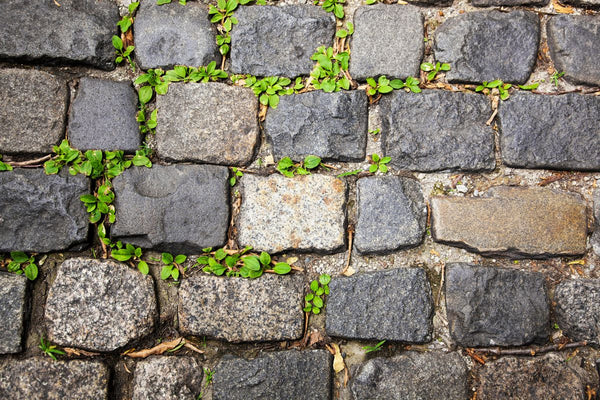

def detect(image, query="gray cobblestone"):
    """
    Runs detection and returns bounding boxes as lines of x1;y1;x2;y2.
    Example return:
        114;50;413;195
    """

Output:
0;272;27;354
132;357;203;400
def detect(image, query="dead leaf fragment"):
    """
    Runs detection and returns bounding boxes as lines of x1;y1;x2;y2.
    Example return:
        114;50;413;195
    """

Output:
124;338;184;358
332;343;346;373
63;347;99;357
552;0;574;13
342;266;356;277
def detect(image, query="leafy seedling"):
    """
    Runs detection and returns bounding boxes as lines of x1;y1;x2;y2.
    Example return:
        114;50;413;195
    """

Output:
420;62;450;81
551;71;565;87
117;2;139;33
369;153;391;173
365;0;377;4
157;0;186;4
243;76;298;108
132;148;152;168
304;274;331;314
6;251;38;281
209;0;263;55
137;105;158;135
80;182;116;224
0;155;12;172
318;0;345;19
44;139;82;175
336;22;354;38
111;242;149;274
363;340;386;353
310;46;350;92
475;80;511;100
277;155;323;177
369;128;380;136
230;167;243;186
39;336;65;360
163;63;228;83
135;68;169;104
336;169;362;178
197;247;292;278
160;252;187;281
112;35;135;71
518;82;540;90
391;76;421;93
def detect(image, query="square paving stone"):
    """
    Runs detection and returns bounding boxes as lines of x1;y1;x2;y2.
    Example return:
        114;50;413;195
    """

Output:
264;91;368;162
132;356;203;400
0;169;90;253
355;176;426;255
434;10;539;84
68;77;140;152
44;258;157;352
179;274;304;342
231;5;335;77
0;68;68;155
445;263;550;347
238;174;347;254
554;279;600;343
111;164;230;253
349;4;423;81
379;90;495;172
156;82;259;165
326;268;433;342
0;272;27;354
213;350;332;400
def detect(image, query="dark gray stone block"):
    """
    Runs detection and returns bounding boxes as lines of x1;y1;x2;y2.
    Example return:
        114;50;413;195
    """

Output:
554;279;600;343
264;91;368;162
445;263;549;347
231;5;335;77
593;189;600;256
473;0;548;6
132;357;203;400
562;0;600;6
0;272;27;354
326;268;433;342
380;90;495;172
434;10;539;84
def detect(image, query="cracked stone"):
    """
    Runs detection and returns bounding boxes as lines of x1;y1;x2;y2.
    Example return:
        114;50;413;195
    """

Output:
0;272;27;354
555;279;600;343
132;356;203;400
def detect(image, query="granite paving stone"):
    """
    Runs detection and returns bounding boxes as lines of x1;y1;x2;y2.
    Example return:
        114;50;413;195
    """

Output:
431;186;588;258
68;77;140;152
213;350;332;400
0;272;27;354
380;90;495;172
434;10;539;84
0;169;89;253
231;5;335;77
264;91;368;162
111;164;229;253
446;263;549;347
0;68;68;155
406;0;453;5
44;258;157;352
179;274;304;342
132;357;203;400
562;0;600;6
349;4;424;80
156;82;259;165
554;279;600;343
473;0;548;6
238;174;346;254
592;189;600;256
326;268;433;342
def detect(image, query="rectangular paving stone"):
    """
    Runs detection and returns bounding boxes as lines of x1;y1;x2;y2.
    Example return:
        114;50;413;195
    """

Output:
213;350;332;400
431;186;588;258
593;189;600;256
264;91;367;162
380;90;495;172
111;164;229;253
0;68;67;155
554;279;600;343
0;169;89;253
0;0;118;70
326;268;433;342
156;82;259;165
132;357;203;400
446;263;549;347
179;274;304;342
238;174;346;254
499;92;600;170
231;5;335;77
0;272;27;354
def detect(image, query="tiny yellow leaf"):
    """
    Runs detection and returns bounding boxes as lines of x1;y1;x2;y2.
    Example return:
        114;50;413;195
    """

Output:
342;266;356;277
567;259;585;266
332;343;345;373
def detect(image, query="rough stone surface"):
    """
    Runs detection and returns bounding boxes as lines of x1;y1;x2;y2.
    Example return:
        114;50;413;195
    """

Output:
326;268;433;342
431;186;588;258
264;91;368;162
0;0;118;70
68;77;140;152
562;0;600;6
593;189;600;256
473;0;548;5
0;68;67;154
499;92;600;170
0;272;27;354
380;90;495;172
231;5;335;77
238;174;347;254
406;0;453;5
132;357;203;400
547;15;600;87
134;0;219;70
555;279;600;343
156;82;258;165
0;169;89;253
0;358;109;400
179;274;304;342
446;263;549;347
351;352;469;400
111;164;229;253
434;10;539;84
44;258;157;352
213;350;332;400
355;176;426;254
349;5;424;80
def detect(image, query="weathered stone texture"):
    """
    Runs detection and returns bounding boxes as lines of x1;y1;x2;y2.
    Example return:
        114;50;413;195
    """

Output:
265;91;367;162
0;272;27;354
326;268;433;342
446;263;549;347
156;82;258;165
238;174;346;254
0;0;118;70
434;11;539;84
350;5;424;80
111;164;229;253
351;352;469;400
380;90;495;172
562;0;600;6
473;0;548;5
593;189;600;256
45;258;157;352
231;5;335;77
213;350;332;400
132;357;204;400
0;169;89;253
431;186;588;258
179;274;304;342
555;279;600;343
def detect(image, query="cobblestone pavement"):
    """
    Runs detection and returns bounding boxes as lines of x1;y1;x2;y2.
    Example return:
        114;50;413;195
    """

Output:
0;0;599;398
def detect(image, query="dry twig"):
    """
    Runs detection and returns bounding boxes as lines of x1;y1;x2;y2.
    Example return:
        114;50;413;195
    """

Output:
470;341;588;357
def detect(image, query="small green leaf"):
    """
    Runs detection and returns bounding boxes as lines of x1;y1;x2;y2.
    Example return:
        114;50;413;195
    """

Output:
112;35;123;51
243;256;261;271
171;267;180;281
10;251;29;264
319;274;331;285
24;263;38;281
138;261;149;275
310;280;319;292
162;252;174;264
369;164;378;173
161;265;173;280
303;155;321;170
336;169;361;178
214;248;227;261
175;254;187;264
313;296;324;308
138;86;153;105
259;251;271;266
273;262;291;275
